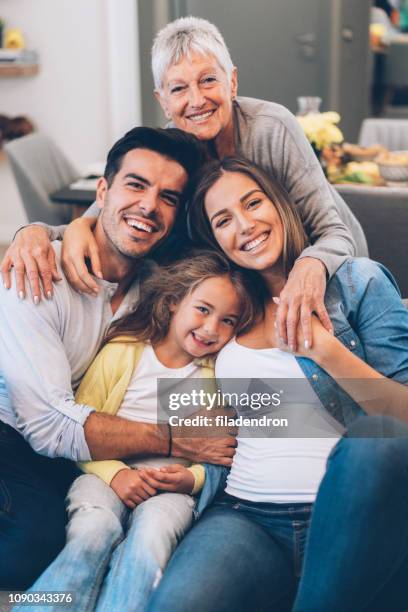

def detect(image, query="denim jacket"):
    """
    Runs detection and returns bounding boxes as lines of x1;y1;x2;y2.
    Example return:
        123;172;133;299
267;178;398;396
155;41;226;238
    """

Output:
196;258;408;518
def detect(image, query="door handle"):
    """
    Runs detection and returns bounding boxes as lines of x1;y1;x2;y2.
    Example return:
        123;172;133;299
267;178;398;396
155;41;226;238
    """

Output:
296;33;317;59
342;27;354;42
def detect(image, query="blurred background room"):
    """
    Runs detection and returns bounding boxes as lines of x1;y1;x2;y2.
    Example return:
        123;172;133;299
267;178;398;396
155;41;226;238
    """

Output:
0;0;407;291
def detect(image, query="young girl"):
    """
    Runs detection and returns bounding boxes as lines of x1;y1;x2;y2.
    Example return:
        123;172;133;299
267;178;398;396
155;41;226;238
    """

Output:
148;157;408;612
26;250;261;612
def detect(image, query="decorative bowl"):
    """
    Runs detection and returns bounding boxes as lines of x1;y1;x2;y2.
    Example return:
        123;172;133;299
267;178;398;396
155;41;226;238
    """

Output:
376;150;408;186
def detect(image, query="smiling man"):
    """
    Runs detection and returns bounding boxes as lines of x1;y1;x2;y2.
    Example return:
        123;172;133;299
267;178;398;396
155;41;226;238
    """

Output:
99;148;185;260
0;127;235;590
92;144;189;313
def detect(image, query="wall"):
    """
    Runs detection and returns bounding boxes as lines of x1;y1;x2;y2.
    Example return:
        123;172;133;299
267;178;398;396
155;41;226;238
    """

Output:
0;0;141;242
137;0;176;127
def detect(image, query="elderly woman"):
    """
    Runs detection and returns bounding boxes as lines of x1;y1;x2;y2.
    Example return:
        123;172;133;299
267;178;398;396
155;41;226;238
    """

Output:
1;16;367;350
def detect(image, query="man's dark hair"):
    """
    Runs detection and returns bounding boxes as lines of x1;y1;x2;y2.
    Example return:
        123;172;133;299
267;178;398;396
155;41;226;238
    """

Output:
104;126;206;187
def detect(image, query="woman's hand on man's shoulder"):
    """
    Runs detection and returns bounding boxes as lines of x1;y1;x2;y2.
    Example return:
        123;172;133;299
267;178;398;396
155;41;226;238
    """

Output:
0;224;61;302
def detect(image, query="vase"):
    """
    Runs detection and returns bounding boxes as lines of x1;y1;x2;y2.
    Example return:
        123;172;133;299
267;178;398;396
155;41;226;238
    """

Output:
296;96;322;116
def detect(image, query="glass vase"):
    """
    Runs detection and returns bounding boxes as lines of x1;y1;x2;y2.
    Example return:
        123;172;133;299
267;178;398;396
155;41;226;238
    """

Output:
296;96;322;116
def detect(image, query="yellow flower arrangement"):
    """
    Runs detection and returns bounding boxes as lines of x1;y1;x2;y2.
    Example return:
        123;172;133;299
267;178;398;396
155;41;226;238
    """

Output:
297;111;344;151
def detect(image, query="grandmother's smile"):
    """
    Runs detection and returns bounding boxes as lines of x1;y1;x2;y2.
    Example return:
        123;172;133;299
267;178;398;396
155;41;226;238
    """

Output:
157;53;237;143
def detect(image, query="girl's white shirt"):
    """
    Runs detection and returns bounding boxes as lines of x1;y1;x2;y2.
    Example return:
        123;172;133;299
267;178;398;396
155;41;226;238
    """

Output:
118;344;201;469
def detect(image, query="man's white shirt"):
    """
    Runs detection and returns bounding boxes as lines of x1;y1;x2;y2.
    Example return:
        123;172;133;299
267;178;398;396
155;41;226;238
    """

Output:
0;241;145;461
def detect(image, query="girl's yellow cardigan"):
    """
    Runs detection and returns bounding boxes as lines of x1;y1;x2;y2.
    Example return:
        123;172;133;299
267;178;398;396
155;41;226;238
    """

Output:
76;337;214;490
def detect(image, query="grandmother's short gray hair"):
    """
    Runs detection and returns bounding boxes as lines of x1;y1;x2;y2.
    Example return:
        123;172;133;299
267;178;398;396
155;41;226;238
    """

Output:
152;16;234;91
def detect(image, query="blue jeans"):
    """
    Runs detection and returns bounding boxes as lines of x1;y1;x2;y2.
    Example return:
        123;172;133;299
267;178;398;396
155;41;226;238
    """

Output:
25;474;195;612
148;415;408;612
0;420;79;590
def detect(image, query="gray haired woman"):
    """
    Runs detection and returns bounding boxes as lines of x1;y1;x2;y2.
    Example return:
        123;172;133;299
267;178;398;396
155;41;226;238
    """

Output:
2;17;368;351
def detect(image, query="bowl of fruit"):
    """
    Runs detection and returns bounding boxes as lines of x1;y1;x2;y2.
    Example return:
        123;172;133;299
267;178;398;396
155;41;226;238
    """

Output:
375;151;408;186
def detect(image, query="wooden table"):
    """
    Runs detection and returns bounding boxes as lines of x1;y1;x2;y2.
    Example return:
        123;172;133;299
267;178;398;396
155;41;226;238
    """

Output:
50;180;97;219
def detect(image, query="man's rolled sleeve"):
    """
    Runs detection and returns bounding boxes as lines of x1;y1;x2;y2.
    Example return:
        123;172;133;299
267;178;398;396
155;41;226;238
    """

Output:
17;402;94;461
0;282;95;461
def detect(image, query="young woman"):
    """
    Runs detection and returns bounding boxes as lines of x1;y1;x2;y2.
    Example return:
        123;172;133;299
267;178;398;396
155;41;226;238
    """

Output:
148;158;408;612
24;251;261;612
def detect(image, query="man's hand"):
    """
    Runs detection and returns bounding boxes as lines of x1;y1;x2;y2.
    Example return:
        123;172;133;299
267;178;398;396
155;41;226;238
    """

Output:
0;225;61;301
172;435;237;466
170;405;237;466
61;216;101;295
276;257;333;352
110;468;157;509
139;465;195;494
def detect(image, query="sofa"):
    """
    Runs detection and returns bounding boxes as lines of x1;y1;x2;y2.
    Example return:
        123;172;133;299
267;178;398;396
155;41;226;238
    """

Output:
336;184;408;297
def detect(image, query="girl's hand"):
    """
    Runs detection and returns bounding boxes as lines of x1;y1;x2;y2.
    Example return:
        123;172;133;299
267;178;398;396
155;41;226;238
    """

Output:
0;225;61;301
138;465;195;494
61;216;101;295
110;468;157;509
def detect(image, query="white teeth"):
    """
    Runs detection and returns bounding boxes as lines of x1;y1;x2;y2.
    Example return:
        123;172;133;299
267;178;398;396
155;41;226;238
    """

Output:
189;110;213;122
192;332;213;345
242;232;269;252
125;219;153;233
